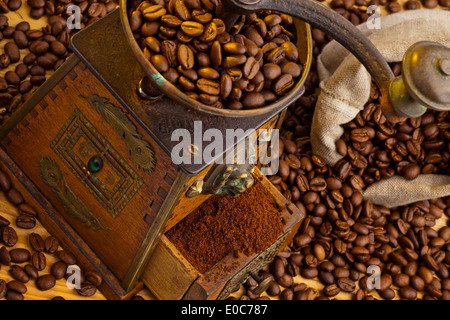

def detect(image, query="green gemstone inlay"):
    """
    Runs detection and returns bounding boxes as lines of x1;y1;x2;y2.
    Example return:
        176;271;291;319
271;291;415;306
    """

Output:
88;156;103;173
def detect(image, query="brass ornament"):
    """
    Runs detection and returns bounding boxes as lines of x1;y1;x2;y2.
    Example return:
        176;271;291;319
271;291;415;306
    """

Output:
83;94;156;172
39;157;111;231
51;108;143;218
185;180;204;198
201;163;255;197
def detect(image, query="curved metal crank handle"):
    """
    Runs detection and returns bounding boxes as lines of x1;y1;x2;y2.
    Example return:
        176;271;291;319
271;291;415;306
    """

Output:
217;0;450;122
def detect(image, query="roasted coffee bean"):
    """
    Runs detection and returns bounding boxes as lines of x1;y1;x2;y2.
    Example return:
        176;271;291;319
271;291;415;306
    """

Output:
196;78;219;96
76;282;97;296
222;55;247;69
177;44;194;69
281;41;299;61
7;280;27;294
418;266;434;284
377;273;393;292
276;287;292;300
267;47;286;64
393;273;410;287
282;62;302;78
242;57;259;80
242;92;265;109
198;67;220;80
32;252;46;271
323;283;340;297
0;79;8;95
10;248;31;263
423;254;439;271
351;128;370;143
140;21;159;36
50;260;67;280
30;75;46;86
27;0;44;8
0;170;11;191
244;26;264;47
378;287;395;300
150;54;169;73
159;40;177;67
9;265;29;283
13;30;28;48
2;226;18;247
85;270;102;287
180;20;203;37
222;42;247;56
16;213;36;229
29;233;45;252
402;163;421;180
277;273;294;287
4;72;20;87
44;236;59;253
0;246;11;265
301;267;318;279
209;40;222;66
36;52;58;69
262;63;282;80
4;42;20;63
273;74;294;96
50;40;66;56
5;290;24;300
309;177;327;192
26;29;43;40
8;0;22;11
219;74;232;99
15;63;29;80
0;279;6;299
174;0;191;20
29;40;49;55
36;274;56;291
293;233;312;248
161;14;183;28
24;264;39;280
399;286;417;299
142;4;167;22
56;250;76;265
337;278;356;292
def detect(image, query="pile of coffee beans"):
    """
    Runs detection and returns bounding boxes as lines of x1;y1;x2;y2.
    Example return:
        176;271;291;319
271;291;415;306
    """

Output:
0;167;108;300
0;0;118;126
228;0;450;301
235;134;450;300
128;0;303;110
338;83;449;183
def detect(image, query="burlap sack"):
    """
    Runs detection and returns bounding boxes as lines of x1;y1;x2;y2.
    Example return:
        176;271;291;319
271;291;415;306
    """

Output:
312;10;450;208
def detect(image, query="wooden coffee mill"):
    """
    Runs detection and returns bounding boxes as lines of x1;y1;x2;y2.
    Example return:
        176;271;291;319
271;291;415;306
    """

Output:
0;0;448;300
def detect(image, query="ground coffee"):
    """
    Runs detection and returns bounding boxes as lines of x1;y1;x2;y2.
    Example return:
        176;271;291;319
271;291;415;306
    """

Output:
166;182;286;273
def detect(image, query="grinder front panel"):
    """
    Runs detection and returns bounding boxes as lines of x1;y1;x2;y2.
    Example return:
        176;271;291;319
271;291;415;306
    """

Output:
1;61;178;282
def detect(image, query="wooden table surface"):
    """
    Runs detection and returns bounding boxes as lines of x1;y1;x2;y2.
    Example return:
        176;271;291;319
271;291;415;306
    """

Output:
1;0;448;301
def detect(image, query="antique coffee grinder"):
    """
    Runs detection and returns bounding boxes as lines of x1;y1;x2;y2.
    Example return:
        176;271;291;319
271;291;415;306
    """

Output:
0;0;448;300
0;3;311;300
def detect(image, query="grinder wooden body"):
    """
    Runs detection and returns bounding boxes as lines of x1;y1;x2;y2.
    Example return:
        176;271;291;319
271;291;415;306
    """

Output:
0;10;310;299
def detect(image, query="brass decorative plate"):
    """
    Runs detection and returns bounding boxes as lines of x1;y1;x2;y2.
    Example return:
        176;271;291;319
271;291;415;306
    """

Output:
51;108;143;218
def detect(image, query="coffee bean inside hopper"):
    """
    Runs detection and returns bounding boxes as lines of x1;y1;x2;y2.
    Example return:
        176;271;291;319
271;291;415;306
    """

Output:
129;1;303;110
